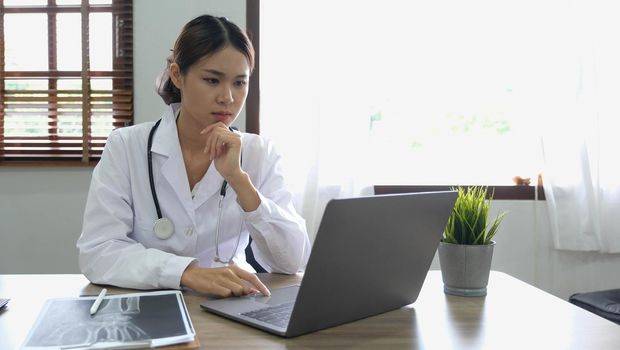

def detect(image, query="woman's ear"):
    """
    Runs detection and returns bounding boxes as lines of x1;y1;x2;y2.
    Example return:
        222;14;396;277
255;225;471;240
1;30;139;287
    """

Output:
169;63;183;90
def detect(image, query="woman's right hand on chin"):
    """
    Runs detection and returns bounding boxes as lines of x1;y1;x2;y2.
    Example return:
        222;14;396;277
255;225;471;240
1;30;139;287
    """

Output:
180;264;271;297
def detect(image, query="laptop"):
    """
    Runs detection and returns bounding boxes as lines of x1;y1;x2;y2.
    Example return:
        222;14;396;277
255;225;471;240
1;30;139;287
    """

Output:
200;191;457;337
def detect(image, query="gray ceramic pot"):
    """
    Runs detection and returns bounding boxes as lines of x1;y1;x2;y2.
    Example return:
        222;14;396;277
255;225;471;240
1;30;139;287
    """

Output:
438;241;495;297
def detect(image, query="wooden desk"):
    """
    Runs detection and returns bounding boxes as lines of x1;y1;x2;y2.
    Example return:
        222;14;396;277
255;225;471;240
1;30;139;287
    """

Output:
1;271;618;349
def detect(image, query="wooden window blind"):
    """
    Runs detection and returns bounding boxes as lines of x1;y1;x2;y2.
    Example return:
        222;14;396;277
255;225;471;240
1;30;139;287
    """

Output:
0;0;133;165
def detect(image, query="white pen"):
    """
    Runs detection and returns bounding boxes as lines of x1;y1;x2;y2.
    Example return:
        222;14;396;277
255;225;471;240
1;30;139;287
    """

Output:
89;288;107;315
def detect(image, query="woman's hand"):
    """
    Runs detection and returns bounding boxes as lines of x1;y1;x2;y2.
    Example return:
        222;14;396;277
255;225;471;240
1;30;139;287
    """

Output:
200;122;242;181
181;264;271;297
200;122;261;212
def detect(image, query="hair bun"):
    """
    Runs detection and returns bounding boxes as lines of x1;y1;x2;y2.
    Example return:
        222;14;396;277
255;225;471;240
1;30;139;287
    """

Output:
155;53;181;105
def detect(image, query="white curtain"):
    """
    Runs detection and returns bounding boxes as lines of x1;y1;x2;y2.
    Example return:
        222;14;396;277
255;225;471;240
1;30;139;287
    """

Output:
260;1;382;241
542;1;620;252
260;0;620;250
260;0;546;241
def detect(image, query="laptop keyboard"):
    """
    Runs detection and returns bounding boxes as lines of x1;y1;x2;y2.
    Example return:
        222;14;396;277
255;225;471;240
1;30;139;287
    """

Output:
241;301;294;328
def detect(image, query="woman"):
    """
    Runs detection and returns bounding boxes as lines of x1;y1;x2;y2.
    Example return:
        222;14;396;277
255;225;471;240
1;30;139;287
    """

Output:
77;15;310;297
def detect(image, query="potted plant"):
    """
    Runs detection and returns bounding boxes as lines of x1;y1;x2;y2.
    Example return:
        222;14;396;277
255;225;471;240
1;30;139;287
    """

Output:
438;186;506;296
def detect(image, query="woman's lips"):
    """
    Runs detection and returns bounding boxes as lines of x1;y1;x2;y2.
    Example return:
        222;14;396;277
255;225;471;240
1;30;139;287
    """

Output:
212;112;232;121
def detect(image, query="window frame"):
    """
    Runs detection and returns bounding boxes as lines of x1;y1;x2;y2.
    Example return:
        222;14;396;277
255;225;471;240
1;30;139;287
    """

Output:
245;0;260;135
0;0;133;167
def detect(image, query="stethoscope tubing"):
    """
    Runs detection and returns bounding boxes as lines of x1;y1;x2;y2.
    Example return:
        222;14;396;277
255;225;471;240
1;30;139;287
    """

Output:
148;119;164;219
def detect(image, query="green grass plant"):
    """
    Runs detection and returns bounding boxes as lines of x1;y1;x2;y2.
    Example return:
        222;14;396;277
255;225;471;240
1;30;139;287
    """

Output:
443;186;506;245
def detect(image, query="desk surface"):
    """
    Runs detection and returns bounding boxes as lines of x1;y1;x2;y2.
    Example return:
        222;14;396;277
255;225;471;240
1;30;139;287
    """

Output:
1;271;618;349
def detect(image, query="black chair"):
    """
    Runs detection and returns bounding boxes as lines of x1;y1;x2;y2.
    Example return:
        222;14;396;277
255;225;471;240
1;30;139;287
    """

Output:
244;237;267;273
569;289;620;324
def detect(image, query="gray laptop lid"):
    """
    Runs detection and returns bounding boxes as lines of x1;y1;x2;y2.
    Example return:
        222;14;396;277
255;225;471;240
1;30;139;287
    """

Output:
201;191;456;337
285;191;456;337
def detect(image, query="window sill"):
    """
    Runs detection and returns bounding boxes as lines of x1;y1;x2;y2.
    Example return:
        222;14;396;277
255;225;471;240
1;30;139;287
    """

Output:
374;185;545;200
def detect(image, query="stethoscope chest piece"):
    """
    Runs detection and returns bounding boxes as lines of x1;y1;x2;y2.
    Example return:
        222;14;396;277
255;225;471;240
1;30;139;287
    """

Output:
153;217;174;240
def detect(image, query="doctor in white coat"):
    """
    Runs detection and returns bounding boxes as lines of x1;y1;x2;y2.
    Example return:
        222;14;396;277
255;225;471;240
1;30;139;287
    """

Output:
77;15;310;297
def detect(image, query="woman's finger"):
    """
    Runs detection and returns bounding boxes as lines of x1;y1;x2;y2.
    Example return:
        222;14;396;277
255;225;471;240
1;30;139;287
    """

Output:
210;130;239;161
209;132;221;160
205;283;232;298
233;266;271;296
218;139;230;159
218;279;248;297
216;268;258;296
202;269;246;297
201;123;226;155
200;125;213;154
220;267;250;287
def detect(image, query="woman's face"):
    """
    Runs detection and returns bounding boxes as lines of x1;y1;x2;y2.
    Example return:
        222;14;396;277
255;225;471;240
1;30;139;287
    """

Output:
172;46;250;128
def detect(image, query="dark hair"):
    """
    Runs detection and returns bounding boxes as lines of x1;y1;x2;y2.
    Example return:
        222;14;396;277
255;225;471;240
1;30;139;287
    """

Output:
157;15;255;105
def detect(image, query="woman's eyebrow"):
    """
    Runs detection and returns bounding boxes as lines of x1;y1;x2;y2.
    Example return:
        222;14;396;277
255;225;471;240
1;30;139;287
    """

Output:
203;69;224;76
202;69;248;78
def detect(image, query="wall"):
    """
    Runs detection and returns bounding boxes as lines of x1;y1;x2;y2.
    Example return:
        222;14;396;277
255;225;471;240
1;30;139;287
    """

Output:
2;0;620;301
0;168;92;273
133;0;247;128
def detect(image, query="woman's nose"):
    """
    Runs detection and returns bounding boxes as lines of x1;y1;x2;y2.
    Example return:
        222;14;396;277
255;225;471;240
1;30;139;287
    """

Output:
217;86;234;105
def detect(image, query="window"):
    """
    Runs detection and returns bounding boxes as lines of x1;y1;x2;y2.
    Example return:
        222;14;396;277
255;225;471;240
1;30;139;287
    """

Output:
0;0;132;164
254;0;585;188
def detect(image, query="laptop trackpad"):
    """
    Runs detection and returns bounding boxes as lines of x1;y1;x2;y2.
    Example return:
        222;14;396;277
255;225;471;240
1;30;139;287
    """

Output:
249;285;300;305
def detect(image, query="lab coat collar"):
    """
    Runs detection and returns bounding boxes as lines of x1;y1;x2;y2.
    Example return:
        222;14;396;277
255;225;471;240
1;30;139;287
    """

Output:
150;103;180;157
149;104;195;223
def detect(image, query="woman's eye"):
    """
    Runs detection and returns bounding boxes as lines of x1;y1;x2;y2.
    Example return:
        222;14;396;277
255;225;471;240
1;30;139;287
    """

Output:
204;78;219;85
234;80;248;87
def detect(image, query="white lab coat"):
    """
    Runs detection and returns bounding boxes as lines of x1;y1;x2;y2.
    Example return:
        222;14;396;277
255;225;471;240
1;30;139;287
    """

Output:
77;103;310;290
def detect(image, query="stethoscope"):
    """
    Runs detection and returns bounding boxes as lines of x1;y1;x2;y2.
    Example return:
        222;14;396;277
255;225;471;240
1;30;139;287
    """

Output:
147;118;243;264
